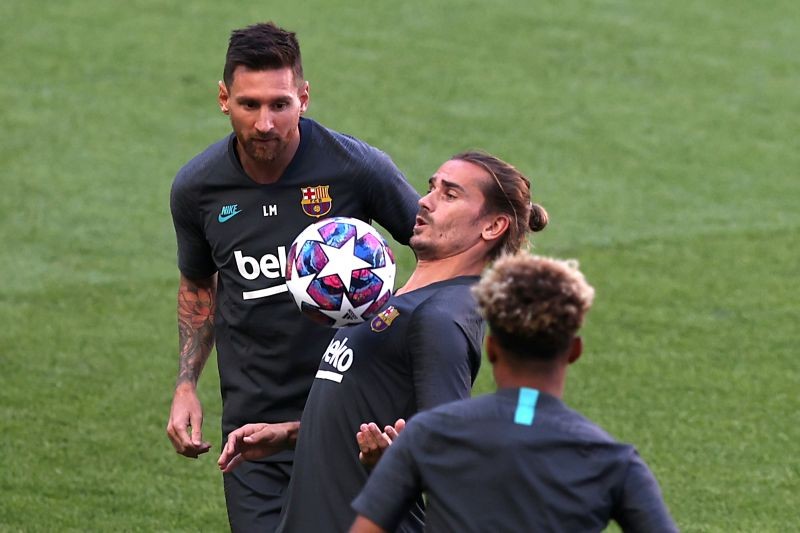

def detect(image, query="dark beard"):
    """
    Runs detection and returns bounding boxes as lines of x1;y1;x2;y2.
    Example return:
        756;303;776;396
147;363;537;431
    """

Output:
243;136;285;163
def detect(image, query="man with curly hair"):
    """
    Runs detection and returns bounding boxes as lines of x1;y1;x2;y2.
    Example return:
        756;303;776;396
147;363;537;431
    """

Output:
350;253;678;533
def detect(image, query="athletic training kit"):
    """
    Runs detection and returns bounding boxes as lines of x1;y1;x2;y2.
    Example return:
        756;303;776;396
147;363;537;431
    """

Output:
278;277;484;532
170;117;419;531
353;387;679;532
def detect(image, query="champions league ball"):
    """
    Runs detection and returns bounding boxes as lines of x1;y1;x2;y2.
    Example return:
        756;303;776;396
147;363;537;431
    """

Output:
285;217;397;328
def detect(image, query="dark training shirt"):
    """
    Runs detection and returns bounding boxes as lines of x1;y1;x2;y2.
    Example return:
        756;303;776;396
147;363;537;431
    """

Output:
278;276;484;533
170;117;420;445
353;388;679;533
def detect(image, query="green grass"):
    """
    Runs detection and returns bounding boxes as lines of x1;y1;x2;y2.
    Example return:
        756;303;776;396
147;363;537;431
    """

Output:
1;0;798;530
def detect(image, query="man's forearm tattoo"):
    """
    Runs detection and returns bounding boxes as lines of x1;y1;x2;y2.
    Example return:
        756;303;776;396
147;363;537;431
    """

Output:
176;279;215;387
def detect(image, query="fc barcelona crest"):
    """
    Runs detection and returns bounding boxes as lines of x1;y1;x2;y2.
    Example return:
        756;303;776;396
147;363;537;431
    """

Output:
370;306;400;332
301;185;333;218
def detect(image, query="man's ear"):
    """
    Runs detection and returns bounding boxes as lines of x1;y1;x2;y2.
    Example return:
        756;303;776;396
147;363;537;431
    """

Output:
481;214;511;243
298;80;310;115
218;80;230;114
567;336;583;365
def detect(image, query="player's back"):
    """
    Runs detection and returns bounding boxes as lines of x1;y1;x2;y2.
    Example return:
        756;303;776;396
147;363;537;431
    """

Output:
406;389;675;533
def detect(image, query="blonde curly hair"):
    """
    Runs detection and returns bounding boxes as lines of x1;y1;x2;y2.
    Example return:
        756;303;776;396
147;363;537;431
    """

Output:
472;253;595;359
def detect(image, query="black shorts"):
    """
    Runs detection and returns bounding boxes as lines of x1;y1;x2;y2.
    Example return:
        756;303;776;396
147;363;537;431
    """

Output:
223;460;292;533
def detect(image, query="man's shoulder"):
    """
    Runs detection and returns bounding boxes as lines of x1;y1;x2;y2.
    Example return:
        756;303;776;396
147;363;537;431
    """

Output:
402;394;499;441
173;135;232;190
307;118;379;153
304;118;394;170
535;395;624;446
418;393;496;422
415;392;630;451
412;278;481;321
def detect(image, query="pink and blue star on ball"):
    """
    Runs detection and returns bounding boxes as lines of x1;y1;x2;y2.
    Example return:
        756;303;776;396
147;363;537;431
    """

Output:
285;217;396;327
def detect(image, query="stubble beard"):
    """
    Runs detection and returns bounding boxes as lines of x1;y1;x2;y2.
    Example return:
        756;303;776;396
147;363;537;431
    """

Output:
244;136;285;163
409;234;435;261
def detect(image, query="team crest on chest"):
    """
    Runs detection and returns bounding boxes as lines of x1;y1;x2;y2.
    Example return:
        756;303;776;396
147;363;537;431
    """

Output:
300;185;333;218
370;306;400;332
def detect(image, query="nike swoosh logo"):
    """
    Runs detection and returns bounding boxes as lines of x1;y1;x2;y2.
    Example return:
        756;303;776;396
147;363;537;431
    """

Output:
218;209;243;223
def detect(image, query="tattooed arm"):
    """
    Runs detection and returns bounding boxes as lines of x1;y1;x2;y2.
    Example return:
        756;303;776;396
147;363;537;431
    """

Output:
166;273;217;458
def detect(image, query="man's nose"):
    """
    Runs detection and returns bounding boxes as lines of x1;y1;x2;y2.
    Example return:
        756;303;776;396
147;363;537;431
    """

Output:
417;192;433;211
255;110;274;132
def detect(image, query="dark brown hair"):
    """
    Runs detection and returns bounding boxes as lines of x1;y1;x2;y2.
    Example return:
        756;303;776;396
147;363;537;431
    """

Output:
223;22;304;87
451;150;548;260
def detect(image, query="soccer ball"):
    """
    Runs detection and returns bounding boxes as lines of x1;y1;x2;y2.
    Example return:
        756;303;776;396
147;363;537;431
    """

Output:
285;217;397;328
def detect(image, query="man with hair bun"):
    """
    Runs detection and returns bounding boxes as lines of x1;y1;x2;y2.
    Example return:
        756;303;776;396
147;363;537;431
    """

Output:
218;151;548;532
350;253;678;533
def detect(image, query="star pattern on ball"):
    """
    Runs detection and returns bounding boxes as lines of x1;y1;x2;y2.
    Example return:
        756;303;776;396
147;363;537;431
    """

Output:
315;235;372;291
285;269;321;309
319;297;375;328
366;262;395;290
286;217;397;328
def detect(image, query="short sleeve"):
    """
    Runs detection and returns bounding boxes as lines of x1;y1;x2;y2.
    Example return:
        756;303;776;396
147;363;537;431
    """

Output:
351;419;425;531
359;149;419;245
613;451;679;532
407;298;478;411
170;175;216;279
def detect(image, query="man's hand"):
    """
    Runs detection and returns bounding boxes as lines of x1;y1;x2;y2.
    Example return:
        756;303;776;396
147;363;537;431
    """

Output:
218;422;300;473
356;418;406;468
350;515;388;533
166;385;211;458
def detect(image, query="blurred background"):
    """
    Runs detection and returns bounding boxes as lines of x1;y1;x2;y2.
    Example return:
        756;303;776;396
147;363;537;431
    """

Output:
1;0;798;530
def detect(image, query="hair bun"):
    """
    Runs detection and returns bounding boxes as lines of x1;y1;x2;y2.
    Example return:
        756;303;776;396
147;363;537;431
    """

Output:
528;203;549;232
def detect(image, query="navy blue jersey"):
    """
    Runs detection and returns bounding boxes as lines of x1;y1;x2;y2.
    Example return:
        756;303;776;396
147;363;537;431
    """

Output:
353;388;678;533
278;276;484;533
170;117;420;440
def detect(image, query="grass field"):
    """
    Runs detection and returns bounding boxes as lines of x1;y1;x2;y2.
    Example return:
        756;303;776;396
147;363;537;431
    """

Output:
1;0;798;531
